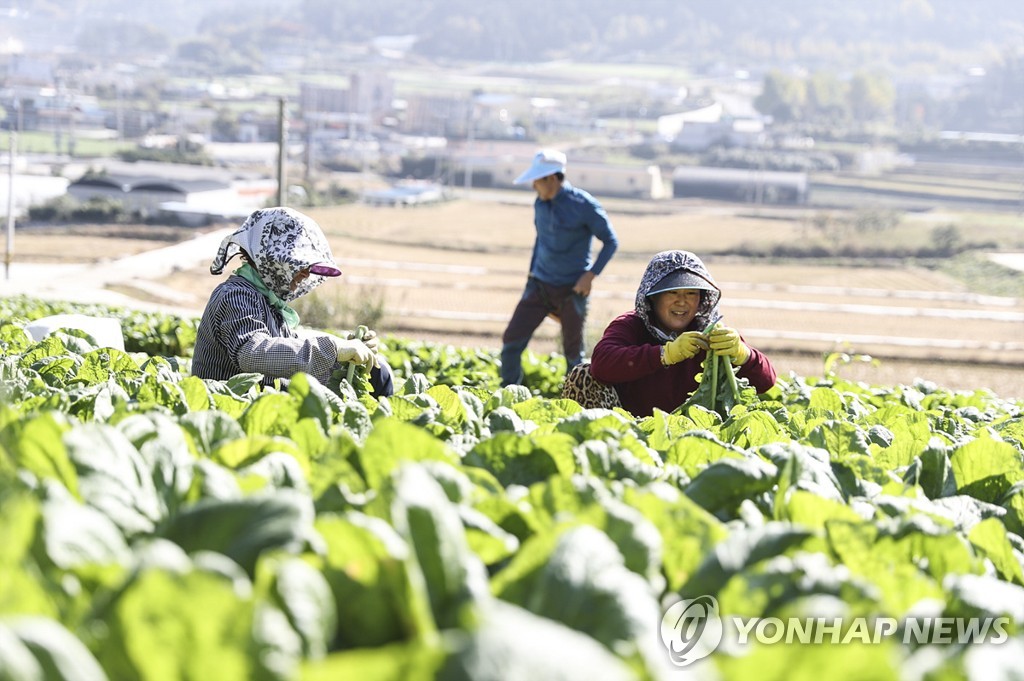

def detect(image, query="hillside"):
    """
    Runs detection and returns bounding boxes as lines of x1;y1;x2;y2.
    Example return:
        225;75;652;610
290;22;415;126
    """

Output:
15;0;1024;72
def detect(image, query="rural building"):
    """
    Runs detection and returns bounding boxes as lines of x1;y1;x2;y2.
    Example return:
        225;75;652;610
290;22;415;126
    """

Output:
300;72;394;121
558;162;668;199
658;102;766;152
672;166;809;204
441;143;670;199
362;181;447;206
403;94;473;137
657;102;723;140
479;155;668;199
300;83;350;115
66;166;274;225
670;118;766;152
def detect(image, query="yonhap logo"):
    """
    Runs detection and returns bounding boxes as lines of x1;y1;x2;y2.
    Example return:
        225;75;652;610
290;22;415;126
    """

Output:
659;595;1010;666
660;595;723;667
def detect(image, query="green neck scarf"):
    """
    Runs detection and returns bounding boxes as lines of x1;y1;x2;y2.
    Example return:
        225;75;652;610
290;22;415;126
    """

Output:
235;263;300;328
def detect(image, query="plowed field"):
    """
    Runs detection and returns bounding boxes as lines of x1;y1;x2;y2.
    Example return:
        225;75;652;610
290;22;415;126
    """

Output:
7;198;1023;398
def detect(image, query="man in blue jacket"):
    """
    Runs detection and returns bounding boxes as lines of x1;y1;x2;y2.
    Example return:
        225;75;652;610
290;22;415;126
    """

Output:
500;149;619;386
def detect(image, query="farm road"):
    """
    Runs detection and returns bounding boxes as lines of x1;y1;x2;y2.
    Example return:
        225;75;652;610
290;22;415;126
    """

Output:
0;226;235;314
3;230;1021;359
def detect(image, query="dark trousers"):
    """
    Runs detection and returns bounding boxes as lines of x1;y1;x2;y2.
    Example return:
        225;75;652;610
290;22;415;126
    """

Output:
371;359;396;397
500;277;587;386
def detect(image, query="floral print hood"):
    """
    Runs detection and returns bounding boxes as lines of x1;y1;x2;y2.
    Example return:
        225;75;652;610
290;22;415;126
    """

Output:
634;250;722;340
210;207;339;301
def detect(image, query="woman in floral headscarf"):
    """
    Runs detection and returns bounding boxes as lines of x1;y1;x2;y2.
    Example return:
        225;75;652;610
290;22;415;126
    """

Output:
586;250;775;417
191;206;393;395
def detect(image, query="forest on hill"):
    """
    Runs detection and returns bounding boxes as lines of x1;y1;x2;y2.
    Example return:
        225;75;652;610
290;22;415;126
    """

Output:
22;0;1024;72
298;0;1024;67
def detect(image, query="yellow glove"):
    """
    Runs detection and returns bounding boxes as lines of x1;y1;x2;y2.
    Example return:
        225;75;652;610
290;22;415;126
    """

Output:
708;326;751;365
663;331;709;365
334;338;378;369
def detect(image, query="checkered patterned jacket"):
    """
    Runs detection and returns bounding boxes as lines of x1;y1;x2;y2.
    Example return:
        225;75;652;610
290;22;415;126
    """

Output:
191;276;338;387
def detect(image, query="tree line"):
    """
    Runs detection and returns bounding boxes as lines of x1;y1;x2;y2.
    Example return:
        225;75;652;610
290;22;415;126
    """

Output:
62;0;1024;74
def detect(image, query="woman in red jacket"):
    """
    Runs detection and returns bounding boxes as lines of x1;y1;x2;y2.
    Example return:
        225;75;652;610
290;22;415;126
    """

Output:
588;250;776;417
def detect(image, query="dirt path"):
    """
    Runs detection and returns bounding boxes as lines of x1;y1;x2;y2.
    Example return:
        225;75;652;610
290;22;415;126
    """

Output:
0;226;234;313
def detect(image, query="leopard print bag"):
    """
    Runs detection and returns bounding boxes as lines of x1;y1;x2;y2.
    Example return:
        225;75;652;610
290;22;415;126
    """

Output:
560;360;622;410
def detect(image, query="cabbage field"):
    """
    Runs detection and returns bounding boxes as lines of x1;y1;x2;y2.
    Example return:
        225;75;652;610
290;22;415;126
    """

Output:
1;296;1023;681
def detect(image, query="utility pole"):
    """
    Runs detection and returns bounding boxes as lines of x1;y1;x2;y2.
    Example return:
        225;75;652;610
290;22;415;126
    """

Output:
116;81;124;141
68;91;76;158
5;117;16;281
464;98;475;191
277;97;288;207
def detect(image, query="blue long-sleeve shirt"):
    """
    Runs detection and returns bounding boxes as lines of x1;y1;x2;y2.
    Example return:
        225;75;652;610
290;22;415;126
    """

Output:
529;182;618;286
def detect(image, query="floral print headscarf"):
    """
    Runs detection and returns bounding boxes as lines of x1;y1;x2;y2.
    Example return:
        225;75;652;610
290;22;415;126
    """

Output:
210;207;339;302
634;250;722;340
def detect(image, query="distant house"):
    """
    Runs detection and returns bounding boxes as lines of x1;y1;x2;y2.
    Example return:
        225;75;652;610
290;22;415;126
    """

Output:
657;102;724;140
68;174;226;212
362;181;447;206
672;166;809;205
66;171;273;225
486;157;668;199
559;162;668;200
670;118;766;152
658;103;766;152
403;94;472;137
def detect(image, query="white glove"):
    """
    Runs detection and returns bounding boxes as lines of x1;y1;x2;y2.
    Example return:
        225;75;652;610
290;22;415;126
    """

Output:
334;338;377;369
360;328;380;353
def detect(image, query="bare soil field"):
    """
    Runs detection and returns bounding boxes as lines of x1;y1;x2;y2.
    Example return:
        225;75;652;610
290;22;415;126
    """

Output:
7;199;1024;399
10;223;197;262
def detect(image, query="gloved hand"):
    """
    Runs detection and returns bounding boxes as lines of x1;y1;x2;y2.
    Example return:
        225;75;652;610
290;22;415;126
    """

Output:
708;326;751;365
360;328;380;353
663;331;710;365
334;338;378;369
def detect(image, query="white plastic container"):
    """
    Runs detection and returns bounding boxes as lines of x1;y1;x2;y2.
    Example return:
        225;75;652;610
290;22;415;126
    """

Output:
24;314;126;352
